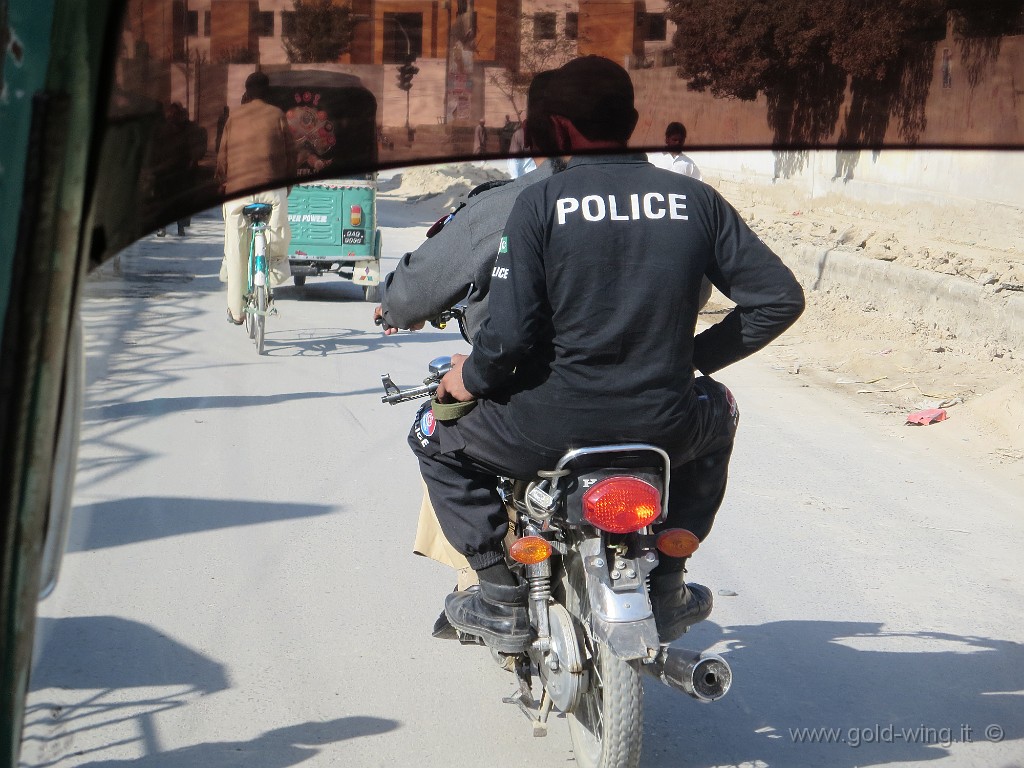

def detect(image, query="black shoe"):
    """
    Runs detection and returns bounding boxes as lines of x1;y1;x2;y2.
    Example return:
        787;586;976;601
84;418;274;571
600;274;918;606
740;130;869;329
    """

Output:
649;569;713;643
445;580;532;654
226;308;243;326
176;224;186;236
156;228;166;237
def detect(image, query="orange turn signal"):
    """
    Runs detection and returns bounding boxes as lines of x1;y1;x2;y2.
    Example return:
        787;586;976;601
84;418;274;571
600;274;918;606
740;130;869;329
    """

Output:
510;535;553;564
656;528;700;558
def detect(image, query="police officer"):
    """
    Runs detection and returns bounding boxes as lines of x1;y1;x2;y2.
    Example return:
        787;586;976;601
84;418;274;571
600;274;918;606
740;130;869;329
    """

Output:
377;71;561;639
412;56;805;653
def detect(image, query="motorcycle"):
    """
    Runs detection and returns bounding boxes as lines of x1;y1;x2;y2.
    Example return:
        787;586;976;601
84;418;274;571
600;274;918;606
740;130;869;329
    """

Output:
381;349;733;768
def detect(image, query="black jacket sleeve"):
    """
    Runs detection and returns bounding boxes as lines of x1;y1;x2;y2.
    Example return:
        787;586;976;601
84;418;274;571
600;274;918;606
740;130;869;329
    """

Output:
693;193;805;374
379;216;476;330
462;193;548;397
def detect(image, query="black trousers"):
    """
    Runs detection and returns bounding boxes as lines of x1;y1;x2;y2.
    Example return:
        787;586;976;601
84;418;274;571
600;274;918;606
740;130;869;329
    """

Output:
409;377;739;571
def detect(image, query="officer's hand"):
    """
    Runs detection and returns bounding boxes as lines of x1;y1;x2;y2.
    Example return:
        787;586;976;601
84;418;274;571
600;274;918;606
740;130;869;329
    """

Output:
374;305;424;335
436;353;475;402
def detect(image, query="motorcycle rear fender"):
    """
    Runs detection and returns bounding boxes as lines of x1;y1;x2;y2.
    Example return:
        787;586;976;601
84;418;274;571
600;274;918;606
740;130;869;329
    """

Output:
578;537;661;661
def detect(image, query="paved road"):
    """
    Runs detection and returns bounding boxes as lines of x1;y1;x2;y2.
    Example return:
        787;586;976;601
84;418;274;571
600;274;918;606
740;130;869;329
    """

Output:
21;203;1024;768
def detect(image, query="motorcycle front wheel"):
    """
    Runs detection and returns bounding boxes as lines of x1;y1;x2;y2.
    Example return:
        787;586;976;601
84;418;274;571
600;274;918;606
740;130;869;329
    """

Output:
563;558;643;768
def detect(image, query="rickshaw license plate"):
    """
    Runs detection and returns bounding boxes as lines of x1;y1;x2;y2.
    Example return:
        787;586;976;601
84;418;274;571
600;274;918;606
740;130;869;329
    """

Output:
343;229;365;244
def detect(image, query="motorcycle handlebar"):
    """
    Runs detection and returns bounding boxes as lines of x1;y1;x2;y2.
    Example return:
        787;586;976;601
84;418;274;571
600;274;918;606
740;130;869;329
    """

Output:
375;306;464;336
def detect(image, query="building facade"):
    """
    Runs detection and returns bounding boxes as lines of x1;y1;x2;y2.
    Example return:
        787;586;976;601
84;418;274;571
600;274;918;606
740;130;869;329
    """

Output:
121;0;676;138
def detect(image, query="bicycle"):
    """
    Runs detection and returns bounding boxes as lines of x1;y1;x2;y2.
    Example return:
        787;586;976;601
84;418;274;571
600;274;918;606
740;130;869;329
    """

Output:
241;202;276;354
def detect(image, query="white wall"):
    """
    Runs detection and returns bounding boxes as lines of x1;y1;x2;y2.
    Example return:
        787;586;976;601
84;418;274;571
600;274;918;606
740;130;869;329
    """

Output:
688;149;1024;211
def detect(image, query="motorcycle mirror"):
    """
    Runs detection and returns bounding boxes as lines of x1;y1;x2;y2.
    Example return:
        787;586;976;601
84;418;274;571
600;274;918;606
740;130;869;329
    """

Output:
428;356;453;376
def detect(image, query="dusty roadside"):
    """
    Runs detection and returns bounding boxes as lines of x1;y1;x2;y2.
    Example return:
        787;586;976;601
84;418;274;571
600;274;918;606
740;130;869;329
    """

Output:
707;176;1023;483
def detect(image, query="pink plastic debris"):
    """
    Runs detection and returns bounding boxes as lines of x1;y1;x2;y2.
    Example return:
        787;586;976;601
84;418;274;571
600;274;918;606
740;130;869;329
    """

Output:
905;408;948;425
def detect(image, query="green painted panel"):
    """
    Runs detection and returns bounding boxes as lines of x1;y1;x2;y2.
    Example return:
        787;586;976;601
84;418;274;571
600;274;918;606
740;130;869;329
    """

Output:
287;183;377;261
0;0;57;340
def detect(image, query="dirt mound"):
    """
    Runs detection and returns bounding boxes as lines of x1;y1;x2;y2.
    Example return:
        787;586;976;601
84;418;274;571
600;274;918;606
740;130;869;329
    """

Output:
386;163;510;209
706;175;1023;467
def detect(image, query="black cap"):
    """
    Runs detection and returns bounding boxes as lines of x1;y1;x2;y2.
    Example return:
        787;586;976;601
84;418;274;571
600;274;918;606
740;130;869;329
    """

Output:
544;56;638;142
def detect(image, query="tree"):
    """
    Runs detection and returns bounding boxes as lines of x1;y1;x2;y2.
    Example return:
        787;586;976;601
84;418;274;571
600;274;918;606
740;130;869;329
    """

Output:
487;13;580;119
664;0;1023;158
282;0;354;64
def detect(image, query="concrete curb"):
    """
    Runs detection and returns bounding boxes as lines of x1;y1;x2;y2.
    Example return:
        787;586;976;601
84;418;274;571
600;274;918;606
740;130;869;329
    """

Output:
780;243;1024;351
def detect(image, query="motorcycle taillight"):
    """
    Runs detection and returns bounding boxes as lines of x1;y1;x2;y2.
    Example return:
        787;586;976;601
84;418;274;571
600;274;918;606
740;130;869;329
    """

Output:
582;476;661;534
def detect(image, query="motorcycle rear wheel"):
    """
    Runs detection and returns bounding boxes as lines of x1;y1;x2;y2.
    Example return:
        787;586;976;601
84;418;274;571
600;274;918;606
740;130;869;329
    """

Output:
563;557;643;768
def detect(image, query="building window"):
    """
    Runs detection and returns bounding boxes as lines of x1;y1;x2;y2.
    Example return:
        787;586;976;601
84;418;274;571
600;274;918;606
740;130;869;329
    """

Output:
533;12;556;40
383;12;423;64
255;10;275;37
185;10;199;37
638;12;667;41
565;12;578;40
281;11;296;37
204;10;211;36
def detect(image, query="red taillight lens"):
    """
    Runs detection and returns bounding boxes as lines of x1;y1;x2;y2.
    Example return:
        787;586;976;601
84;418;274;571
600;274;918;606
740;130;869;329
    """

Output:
350;204;362;226
582;477;661;534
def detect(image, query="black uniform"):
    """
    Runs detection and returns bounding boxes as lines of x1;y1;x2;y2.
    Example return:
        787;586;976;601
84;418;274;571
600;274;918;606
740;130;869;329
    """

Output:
411;154;805;570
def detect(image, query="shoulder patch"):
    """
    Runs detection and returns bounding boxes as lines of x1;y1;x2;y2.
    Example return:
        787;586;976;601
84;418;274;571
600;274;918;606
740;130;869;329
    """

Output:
498;236;508;254
419;407;436;437
468;178;513;198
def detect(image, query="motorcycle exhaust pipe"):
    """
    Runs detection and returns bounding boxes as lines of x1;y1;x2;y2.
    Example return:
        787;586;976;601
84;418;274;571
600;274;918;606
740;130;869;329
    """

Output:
646;647;732;702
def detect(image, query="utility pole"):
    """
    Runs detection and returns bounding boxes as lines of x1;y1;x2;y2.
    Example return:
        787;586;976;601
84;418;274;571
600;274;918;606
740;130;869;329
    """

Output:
442;0;452;124
391;18;418;144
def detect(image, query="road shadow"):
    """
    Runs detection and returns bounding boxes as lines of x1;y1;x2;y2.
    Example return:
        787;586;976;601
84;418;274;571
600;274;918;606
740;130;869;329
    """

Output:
82;392;339;422
66;497;336;552
72;716;400;768
23;616;234;768
272;282;371;304
641;619;1024;767
29;616;229;694
263;326;464;357
88;242;224;299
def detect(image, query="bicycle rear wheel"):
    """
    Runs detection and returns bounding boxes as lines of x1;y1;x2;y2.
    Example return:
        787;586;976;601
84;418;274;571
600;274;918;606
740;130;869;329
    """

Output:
255;285;266;354
245;294;256;339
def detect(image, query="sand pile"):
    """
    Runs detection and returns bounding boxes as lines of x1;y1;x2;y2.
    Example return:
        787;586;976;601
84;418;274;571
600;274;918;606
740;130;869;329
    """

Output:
386;163;510;210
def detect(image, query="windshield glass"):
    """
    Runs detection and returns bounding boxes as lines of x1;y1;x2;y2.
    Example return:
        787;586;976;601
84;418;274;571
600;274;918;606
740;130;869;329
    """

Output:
23;152;1024;766
12;1;1024;766
106;0;1024;243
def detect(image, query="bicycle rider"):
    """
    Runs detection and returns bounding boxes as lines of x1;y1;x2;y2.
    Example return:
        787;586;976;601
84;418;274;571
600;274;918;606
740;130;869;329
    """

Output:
216;71;297;325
